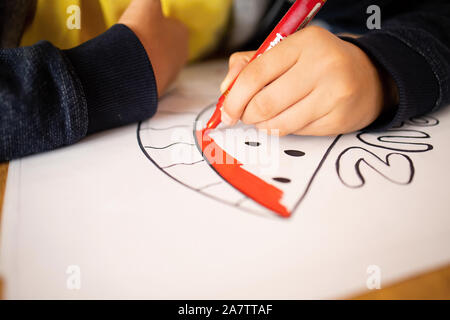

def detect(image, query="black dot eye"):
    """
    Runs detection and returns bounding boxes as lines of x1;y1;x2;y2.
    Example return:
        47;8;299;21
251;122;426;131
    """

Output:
273;177;291;183
284;149;305;157
245;141;260;147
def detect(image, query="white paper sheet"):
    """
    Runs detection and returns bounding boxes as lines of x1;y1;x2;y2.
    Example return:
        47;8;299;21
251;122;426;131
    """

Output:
1;60;449;299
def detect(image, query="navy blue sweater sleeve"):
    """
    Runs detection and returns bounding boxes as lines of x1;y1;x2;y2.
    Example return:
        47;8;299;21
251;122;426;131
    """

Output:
0;24;157;161
341;4;450;130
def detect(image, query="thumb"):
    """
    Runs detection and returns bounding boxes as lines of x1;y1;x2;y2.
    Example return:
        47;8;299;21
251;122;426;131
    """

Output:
220;51;256;93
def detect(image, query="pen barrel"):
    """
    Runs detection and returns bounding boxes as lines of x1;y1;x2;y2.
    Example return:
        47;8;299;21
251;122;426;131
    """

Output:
220;0;325;98
206;0;326;129
251;0;326;60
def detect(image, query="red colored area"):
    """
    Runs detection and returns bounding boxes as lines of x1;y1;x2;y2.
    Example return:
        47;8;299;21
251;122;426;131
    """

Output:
196;130;290;218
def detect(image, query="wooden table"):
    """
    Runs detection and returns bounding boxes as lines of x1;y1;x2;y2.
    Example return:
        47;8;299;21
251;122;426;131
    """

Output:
0;161;448;300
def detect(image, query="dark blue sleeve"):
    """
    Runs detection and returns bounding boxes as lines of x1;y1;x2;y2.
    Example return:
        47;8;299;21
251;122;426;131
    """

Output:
0;24;158;161
342;3;450;130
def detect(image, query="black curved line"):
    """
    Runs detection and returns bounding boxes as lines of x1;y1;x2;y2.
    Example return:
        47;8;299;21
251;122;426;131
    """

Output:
137;120;268;218
407;115;439;127
377;131;433;151
140;125;190;131
377;130;430;138
235;197;248;206
391;115;439;130
377;137;433;152
196;181;223;191
336;146;415;188
291;135;342;213
193;104;342;217
161;159;204;169
144;142;195;150
357;129;433;152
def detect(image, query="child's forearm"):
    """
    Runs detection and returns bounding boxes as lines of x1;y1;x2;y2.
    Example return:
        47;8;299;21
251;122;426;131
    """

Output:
340;4;450;130
0;0;190;161
0;25;158;161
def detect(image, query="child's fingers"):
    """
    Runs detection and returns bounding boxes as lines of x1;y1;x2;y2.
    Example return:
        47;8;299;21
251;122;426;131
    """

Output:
254;89;327;136
220;51;255;94
240;62;316;124
293;110;350;136
292;114;337;136
223;42;299;124
293;107;365;136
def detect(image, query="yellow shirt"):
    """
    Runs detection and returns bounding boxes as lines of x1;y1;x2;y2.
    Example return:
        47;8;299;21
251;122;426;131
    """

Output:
20;0;232;61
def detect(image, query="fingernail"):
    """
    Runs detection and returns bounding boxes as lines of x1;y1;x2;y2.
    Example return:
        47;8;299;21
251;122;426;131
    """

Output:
221;108;236;126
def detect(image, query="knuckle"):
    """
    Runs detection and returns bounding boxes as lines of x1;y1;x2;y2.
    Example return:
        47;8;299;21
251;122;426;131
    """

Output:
323;49;348;70
303;25;329;40
305;25;323;35
336;79;357;102
229;52;245;67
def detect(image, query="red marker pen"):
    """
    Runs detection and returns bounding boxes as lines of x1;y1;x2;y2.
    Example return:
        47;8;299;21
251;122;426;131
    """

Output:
205;0;327;130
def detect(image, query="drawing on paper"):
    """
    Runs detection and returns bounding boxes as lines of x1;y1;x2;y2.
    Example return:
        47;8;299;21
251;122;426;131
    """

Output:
136;63;439;218
336;116;438;188
137;100;340;217
138;95;438;217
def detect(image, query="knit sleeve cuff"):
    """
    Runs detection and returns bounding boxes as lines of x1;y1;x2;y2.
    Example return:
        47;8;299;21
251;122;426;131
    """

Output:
342;33;439;131
63;24;158;134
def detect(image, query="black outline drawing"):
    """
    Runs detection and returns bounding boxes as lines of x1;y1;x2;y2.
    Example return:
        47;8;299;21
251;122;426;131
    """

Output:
393;115;439;128
336;115;438;189
336;147;414;188
357;129;433;153
161;159;205;170
137;104;342;217
137;107;269;216
192;105;342;215
137;119;258;214
144;142;195;150
138;103;440;215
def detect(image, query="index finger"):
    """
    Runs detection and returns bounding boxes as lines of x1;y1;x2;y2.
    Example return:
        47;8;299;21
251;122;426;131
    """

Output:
222;39;299;124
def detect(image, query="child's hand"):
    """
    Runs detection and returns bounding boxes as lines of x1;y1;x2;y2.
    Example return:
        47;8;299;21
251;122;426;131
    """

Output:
220;26;398;136
120;0;188;96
